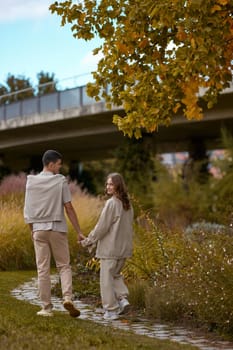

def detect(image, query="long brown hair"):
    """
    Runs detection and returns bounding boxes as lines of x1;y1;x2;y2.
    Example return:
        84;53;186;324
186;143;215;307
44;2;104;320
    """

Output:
106;173;131;210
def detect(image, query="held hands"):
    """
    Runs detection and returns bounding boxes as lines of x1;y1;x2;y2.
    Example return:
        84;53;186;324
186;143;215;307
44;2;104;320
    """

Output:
77;232;85;243
79;236;97;254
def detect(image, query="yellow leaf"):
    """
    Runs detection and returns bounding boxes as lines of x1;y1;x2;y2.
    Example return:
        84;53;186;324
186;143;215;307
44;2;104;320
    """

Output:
176;26;187;41
191;38;196;49
116;42;129;55
211;5;222;13
138;38;149;49
217;0;228;5
173;103;181;113
134;128;142;139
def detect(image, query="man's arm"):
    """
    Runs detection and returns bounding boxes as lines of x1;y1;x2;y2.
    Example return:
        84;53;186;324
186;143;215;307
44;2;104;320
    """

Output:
64;201;85;241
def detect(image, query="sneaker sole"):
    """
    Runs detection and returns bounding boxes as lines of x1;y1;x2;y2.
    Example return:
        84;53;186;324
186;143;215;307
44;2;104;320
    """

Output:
63;301;80;318
103;315;119;320
37;312;53;317
118;304;131;315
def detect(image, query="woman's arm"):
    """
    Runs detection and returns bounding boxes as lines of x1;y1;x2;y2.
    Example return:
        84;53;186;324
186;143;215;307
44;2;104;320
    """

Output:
87;199;118;243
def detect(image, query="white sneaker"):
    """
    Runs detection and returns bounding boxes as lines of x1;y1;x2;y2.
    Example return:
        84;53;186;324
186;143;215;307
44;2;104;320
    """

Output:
37;309;53;317
103;310;119;320
118;298;130;315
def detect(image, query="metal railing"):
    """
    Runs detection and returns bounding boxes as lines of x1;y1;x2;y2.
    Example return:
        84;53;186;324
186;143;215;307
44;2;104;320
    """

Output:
0;85;100;121
1;78;232;122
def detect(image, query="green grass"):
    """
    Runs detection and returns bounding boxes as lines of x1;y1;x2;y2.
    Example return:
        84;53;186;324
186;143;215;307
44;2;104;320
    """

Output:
0;270;198;350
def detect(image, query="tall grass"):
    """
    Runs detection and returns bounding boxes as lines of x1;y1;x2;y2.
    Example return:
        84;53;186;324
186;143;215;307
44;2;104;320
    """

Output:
65;185;104;261
0;194;35;270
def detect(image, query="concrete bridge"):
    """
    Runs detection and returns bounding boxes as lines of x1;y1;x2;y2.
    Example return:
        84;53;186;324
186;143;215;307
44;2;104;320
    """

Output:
0;83;233;172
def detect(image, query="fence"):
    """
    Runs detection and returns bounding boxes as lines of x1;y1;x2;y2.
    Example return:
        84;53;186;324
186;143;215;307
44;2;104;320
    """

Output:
0;85;100;121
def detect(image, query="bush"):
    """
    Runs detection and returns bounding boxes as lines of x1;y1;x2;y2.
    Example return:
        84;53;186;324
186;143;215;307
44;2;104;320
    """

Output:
124;210;233;336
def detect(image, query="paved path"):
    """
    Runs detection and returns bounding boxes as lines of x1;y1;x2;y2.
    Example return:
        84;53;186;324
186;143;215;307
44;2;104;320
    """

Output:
11;275;233;350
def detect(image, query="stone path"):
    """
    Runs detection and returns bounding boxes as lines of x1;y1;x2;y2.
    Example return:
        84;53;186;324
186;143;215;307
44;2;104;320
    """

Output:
11;276;233;350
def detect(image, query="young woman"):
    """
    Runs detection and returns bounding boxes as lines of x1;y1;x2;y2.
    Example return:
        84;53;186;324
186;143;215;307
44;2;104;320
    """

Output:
81;173;134;320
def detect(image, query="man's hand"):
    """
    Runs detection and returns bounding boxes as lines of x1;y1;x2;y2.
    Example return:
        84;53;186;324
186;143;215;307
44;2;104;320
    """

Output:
77;232;85;242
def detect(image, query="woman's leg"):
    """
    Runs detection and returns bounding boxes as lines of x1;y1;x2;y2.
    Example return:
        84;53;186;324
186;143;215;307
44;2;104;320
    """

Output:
112;258;129;301
100;259;120;311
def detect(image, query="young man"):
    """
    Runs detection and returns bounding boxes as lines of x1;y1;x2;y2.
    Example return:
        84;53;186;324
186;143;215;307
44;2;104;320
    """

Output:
24;150;85;317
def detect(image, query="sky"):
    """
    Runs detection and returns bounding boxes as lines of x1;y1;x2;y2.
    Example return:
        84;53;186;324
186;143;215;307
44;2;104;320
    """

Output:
0;0;102;90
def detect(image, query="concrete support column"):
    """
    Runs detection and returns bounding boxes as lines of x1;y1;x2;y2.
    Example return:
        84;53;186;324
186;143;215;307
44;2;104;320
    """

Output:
182;138;209;186
0;153;10;181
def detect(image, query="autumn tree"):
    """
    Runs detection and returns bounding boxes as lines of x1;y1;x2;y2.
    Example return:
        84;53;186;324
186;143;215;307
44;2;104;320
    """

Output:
50;0;233;137
0;85;8;105
37;71;58;95
114;135;157;208
0;71;58;104
0;74;34;104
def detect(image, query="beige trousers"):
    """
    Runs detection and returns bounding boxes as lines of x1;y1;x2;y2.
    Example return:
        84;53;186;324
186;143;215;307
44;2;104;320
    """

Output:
33;230;72;310
100;258;129;311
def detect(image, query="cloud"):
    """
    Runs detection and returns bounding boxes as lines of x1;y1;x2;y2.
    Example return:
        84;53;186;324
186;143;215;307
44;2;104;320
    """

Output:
80;49;103;71
0;0;52;22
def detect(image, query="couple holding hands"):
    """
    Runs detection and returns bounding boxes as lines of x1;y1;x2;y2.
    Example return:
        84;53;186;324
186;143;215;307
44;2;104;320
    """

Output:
24;150;134;321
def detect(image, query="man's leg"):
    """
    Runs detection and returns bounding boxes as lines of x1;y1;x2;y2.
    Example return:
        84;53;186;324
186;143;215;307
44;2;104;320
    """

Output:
49;231;72;299
50;231;80;317
33;231;52;311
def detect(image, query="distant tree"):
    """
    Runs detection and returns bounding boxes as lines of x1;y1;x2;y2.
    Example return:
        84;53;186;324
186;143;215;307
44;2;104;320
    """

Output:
114;135;156;208
6;74;34;102
50;0;233;138
0;85;8;105
0;74;34;104
0;71;59;104
37;71;58;95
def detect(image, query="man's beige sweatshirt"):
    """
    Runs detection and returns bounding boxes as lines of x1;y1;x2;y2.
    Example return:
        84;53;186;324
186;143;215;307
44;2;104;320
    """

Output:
24;173;66;224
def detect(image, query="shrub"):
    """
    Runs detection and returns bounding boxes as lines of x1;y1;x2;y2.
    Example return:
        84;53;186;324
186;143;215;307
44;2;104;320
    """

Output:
125;209;233;336
128;279;147;310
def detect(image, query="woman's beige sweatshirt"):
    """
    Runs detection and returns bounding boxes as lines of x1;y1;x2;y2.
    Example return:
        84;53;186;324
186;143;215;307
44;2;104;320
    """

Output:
83;196;134;259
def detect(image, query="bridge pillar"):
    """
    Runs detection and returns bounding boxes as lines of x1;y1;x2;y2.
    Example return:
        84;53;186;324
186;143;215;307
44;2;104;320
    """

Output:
68;160;96;193
182;138;209;187
0;154;10;181
28;155;43;174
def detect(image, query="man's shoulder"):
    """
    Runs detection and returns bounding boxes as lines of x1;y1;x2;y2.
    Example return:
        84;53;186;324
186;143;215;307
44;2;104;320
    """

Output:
26;173;66;185
55;174;66;181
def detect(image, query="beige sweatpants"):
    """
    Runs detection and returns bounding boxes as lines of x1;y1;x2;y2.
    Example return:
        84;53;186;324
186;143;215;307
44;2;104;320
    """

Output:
100;258;129;311
33;230;72;310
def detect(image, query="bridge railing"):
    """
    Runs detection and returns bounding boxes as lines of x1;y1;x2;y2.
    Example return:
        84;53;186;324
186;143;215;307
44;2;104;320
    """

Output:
1;79;233;122
0;85;100;121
